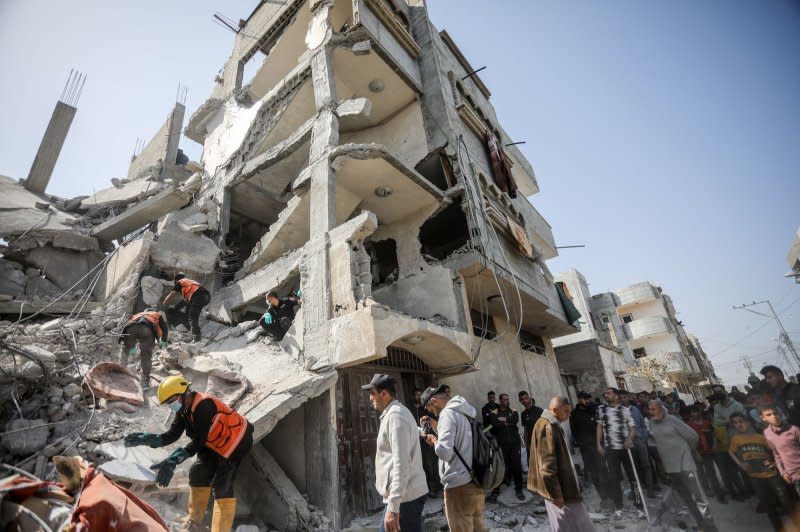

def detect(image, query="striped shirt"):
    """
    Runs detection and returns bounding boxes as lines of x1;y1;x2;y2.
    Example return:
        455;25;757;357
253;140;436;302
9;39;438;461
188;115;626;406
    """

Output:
597;404;635;450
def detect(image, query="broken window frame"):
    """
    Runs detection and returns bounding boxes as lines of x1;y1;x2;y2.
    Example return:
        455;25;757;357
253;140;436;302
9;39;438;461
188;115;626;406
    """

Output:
633;347;648;359
470;308;496;340
519;330;546;356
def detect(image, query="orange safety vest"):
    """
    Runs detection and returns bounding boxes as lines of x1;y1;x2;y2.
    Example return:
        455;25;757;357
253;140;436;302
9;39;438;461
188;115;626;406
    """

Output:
128;311;163;340
189;392;248;459
177;278;201;302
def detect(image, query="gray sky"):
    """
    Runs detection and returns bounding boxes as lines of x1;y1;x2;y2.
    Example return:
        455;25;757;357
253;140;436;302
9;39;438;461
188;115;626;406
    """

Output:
1;1;798;386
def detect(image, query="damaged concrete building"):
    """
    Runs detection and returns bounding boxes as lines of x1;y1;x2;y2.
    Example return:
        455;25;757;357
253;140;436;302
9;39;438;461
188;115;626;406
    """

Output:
1;0;582;528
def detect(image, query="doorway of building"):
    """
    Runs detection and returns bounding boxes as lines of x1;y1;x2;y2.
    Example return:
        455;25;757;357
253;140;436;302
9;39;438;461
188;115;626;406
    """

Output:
336;347;432;523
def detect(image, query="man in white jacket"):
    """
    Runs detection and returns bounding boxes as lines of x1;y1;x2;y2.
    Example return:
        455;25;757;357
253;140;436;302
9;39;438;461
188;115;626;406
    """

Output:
363;374;428;532
421;384;485;532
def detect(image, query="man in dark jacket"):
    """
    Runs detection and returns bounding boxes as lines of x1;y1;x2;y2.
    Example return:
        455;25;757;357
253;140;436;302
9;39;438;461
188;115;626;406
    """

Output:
570;391;604;496
482;390;498;427
124;375;253;532
490;393;524;500
519;391;543;460
529;395;596;531
407;388;442;497
162;274;210;342
119;309;169;389
259;291;301;340
762;365;800;427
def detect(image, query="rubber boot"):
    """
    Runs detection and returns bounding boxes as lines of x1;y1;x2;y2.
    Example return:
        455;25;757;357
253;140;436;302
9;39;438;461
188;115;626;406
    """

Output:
210;498;236;532
183;486;211;530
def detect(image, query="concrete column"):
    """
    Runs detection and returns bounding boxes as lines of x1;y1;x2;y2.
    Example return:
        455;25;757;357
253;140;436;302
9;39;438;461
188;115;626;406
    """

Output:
25;101;77;194
304;43;339;336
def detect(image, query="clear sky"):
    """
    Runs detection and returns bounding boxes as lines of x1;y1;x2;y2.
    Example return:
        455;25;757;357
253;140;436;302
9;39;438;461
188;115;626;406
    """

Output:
1;1;798;386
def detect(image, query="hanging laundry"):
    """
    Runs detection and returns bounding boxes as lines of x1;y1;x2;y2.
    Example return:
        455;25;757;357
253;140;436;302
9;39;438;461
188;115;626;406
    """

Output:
485;130;518;198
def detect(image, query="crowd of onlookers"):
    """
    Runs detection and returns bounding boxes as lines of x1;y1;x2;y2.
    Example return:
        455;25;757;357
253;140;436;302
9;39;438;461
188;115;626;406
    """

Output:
361;364;800;532
569;365;800;531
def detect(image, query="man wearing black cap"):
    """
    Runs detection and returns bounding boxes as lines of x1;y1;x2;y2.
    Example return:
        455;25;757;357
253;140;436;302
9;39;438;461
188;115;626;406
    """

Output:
362;374;428;532
762;365;800;428
570;392;604;497
420;384;484;532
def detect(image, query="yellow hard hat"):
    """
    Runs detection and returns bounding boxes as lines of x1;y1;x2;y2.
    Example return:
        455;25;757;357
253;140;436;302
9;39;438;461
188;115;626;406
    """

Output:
157;375;191;404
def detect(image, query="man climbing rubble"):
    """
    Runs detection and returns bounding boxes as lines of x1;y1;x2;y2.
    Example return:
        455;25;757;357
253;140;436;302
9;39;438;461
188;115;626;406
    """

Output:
124;374;253;532
259;290;301;341
163;274;211;342
118;308;168;389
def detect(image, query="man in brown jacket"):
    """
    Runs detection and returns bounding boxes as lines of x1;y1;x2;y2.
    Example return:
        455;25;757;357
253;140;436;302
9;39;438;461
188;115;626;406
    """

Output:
529;396;596;532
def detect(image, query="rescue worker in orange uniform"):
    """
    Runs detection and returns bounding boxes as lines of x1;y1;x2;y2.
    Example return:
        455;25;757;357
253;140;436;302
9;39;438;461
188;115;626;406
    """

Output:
163;274;211;342
124;375;253;532
118;309;168;389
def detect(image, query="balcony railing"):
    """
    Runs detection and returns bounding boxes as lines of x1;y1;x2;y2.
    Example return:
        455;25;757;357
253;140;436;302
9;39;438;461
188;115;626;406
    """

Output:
616;282;659;308
624;316;673;340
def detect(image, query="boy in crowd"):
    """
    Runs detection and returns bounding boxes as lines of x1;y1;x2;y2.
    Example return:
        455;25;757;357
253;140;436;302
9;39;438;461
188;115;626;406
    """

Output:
728;412;792;530
761;404;800;497
687;406;727;502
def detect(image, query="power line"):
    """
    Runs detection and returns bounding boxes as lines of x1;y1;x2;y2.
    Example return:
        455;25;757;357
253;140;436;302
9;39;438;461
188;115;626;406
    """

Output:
733;299;800;367
707;295;800;360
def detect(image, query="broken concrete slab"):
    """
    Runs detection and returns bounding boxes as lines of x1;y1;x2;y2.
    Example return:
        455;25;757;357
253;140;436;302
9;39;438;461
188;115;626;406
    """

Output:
0;300;101;315
24;246;105;295
85;362;144;406
238;191;310;279
98;459;157;484
1;419;49;455
0;259;27;299
150;214;220;277
140;276;172;307
91;174;202;241
337;97;373;132
80;176;165;209
0;175;96;251
248;445;313;531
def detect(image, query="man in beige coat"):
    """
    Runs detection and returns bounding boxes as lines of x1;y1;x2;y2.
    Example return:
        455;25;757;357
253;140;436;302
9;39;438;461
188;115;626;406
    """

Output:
529;396;596;531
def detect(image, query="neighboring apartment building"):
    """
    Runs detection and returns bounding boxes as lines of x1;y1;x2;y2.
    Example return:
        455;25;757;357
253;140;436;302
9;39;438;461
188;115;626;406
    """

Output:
613;281;707;401
171;0;578;525
553;270;649;399
554;272;717;403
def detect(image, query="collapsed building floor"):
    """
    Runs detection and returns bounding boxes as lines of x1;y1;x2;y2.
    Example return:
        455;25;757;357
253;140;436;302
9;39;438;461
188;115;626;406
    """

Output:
1;0;587;529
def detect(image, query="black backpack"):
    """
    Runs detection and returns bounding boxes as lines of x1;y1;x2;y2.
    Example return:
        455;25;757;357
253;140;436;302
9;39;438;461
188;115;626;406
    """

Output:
452;411;505;491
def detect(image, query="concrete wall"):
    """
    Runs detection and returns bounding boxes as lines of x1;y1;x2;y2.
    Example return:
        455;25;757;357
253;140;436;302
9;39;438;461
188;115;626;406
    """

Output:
304;388;340;527
263;405;306;492
372;265;462;326
339;100;428;169
128;103;185;180
442;316;565;412
555;341;618;399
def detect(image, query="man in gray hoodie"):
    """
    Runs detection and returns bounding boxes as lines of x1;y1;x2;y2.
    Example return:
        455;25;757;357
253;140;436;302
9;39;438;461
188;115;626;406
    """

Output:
421;384;484;532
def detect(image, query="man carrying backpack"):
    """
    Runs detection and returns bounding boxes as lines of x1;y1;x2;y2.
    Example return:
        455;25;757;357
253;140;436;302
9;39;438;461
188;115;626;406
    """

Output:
421;384;485;532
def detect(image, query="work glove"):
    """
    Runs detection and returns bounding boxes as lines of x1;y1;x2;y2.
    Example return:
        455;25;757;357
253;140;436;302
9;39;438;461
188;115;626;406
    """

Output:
263;313;273;325
150;447;190;487
160;340;169;348
124;432;162;448
128;347;139;356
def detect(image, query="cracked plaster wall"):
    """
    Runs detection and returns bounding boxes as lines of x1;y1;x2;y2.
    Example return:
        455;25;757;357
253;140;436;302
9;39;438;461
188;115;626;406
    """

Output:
441;316;566;414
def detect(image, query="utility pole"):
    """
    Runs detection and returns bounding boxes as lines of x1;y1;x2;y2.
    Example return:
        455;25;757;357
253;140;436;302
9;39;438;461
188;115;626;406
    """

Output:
734;300;800;368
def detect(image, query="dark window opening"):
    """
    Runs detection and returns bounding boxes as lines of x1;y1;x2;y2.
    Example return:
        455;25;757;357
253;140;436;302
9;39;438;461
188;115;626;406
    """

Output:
414;150;454;191
633;347;647;359
621;313;633;324
470;308;496;340
225;214;270;278
419;202;469;261
365;239;398;289
519;330;546;356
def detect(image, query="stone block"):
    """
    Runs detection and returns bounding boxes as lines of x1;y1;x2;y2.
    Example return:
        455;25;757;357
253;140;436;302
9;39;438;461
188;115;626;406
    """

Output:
0;259;27;298
140;276;171;307
1;419;49;455
25;275;63;299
